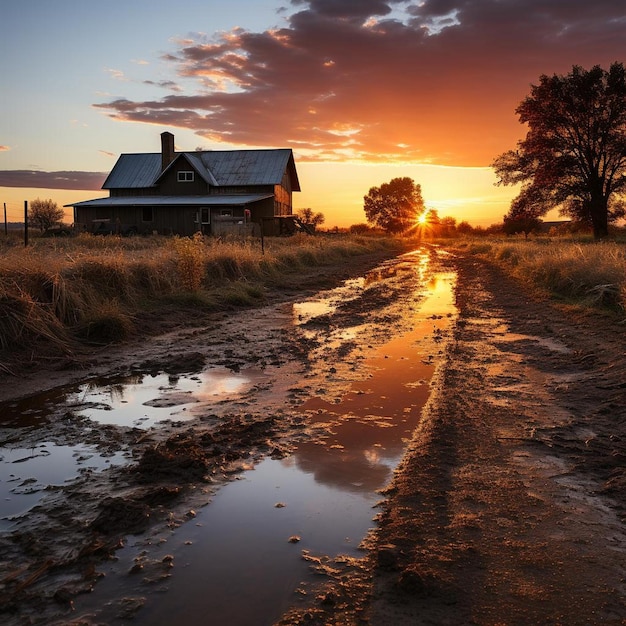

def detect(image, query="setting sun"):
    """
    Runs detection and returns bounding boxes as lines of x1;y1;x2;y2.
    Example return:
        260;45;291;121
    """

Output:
417;212;428;225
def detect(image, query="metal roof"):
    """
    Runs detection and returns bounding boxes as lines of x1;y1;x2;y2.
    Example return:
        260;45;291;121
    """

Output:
66;194;273;208
102;154;162;189
103;149;300;191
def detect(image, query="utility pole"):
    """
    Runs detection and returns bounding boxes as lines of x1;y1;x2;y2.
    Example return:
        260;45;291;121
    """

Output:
3;203;6;236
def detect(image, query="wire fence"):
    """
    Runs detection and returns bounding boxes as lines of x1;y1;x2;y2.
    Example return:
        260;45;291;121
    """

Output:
2;200;26;224
2;201;33;245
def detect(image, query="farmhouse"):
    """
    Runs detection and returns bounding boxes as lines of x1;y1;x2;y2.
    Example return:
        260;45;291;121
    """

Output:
67;132;301;236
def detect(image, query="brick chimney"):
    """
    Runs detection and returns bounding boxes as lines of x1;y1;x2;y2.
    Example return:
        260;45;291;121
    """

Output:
161;131;175;171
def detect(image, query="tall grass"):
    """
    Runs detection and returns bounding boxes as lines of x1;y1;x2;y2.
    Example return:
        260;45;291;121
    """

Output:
458;238;626;311
0;233;402;355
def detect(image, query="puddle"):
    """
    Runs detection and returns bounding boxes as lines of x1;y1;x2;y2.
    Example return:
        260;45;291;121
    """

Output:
293;277;364;327
0;389;69;427
0;368;267;431
0;368;266;532
0;442;127;530
67;367;268;429
296;271;455;492
79;455;380;625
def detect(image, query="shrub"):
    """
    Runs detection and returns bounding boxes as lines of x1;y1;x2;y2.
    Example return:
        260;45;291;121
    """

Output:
170;233;207;291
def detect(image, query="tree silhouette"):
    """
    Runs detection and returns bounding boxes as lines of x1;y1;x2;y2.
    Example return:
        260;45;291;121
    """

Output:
296;207;325;227
363;177;425;234
493;63;626;239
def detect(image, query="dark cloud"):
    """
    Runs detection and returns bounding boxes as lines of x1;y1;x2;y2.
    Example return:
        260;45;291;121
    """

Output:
94;0;626;166
143;79;183;92
0;170;107;190
292;0;397;18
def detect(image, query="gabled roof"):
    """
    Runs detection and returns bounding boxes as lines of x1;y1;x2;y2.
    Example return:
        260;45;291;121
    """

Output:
103;149;300;191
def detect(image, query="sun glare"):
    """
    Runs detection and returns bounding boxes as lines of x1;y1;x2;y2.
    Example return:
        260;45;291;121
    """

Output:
417;212;428;225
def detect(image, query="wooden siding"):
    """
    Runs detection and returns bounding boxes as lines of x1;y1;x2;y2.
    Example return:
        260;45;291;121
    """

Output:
74;196;278;237
75;206;198;236
274;183;292;216
110;188;160;197
158;165;209;195
210;185;273;195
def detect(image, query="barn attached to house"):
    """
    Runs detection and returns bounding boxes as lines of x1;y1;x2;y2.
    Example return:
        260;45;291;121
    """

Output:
67;132;301;236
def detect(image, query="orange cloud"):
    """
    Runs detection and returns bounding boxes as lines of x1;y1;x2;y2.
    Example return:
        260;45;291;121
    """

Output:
93;1;624;166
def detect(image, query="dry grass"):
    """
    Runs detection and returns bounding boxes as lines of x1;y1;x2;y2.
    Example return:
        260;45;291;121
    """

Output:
455;238;626;311
0;232;401;356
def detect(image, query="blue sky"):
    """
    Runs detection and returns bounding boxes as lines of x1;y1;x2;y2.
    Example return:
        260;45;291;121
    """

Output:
2;1;284;172
2;1;625;226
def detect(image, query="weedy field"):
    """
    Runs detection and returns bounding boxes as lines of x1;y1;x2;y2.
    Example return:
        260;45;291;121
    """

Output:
451;237;626;312
0;233;402;357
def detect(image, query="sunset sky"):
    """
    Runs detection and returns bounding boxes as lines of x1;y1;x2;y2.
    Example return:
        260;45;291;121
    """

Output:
2;0;625;228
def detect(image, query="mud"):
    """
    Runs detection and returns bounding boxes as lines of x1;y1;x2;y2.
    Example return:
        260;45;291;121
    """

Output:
1;246;625;625
279;252;626;625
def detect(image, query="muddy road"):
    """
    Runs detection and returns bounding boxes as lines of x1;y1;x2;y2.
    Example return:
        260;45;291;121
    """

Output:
1;245;625;625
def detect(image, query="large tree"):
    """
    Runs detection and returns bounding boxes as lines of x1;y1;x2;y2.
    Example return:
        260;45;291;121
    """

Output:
29;198;65;233
493;63;626;239
363;177;425;234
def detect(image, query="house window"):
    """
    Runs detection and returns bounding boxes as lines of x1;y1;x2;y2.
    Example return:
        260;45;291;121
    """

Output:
220;209;233;217
142;207;153;222
177;171;195;182
200;208;209;224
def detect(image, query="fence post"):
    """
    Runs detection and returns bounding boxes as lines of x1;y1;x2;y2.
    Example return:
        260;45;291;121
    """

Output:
260;218;265;255
24;200;28;247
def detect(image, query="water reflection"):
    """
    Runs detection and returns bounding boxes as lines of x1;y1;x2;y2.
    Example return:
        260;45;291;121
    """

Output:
117;254;458;626
293;271;454;495
0;389;69;427
0;441;126;529
68;368;267;428
292;278;364;326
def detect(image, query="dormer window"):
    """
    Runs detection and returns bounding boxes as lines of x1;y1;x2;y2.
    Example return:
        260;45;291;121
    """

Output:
177;171;194;182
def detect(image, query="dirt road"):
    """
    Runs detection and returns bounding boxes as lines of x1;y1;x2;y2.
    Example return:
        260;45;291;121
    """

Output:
282;250;626;625
1;245;625;625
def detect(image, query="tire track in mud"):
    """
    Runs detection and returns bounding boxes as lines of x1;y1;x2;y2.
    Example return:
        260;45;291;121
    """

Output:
366;253;626;626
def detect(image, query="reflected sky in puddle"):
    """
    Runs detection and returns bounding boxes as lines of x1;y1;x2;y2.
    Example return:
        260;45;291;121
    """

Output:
293;277;364;325
68;367;266;429
0;442;127;530
296;269;455;496
0;368;266;531
86;455;379;625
